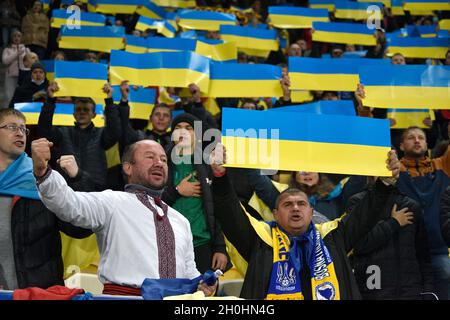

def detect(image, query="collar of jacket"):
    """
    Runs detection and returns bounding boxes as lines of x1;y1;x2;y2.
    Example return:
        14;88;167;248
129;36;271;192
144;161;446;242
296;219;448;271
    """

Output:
124;183;163;198
74;121;95;131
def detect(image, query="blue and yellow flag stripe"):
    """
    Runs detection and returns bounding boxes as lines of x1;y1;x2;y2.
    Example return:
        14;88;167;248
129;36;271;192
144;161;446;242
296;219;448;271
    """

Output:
268;6;329;29
125;35;149;53
387;108;435;129
335;1;384;20
360;65;450;109
87;0;140;14
51;9;106;28
112;85;157;120
309;0;336;12
15;102;105;127
267;100;356;116
289;57;389;91
291;90;314;103
208;62;282;98
59;25;125;53
416;25;437;38
54;61;108;99
219;25;279;51
178;10;237;31
312;22;377;46
110;50;210;93
136;1;167;19
41;60;55;82
357;0;391;8
221;108;391;176
387;37;448;59
403;0;450;11
391;0;405;15
152;0;196;8
195;40;237;62
135;16;176;38
147;37;197;52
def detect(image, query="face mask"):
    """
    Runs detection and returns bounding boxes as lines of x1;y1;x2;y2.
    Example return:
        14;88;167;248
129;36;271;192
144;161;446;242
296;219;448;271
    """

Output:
31;78;44;86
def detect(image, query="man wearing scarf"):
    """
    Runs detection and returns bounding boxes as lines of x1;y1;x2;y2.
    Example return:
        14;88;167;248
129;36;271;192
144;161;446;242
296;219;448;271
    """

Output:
0;108;91;290
31;138;217;297
209;144;400;300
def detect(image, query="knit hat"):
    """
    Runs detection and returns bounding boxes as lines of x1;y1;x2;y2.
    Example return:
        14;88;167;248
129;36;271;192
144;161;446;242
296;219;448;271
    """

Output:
171;113;200;132
31;62;46;74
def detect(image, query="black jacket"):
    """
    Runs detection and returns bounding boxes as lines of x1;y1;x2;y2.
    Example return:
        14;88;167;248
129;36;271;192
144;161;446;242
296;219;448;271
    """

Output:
440;186;450;247
11;196;92;289
37;98;121;191
348;183;434;300
211;174;395;300
9;78;48;108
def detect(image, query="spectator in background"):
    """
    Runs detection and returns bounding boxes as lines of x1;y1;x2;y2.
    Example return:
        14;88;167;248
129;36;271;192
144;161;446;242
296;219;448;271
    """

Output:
9;61;47;107
51;50;66;61
297;39;311;57
2;30;30;107
365;29;386;59
84;52;98;63
0;0;21;48
17;51;38;87
21;1;49;60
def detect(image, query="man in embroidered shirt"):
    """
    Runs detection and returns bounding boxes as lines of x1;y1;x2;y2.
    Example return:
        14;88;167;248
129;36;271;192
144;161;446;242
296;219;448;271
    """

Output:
31;138;216;297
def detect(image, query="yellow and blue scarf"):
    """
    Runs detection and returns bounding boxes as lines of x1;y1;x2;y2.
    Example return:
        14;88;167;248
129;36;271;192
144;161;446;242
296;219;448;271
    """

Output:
266;222;340;300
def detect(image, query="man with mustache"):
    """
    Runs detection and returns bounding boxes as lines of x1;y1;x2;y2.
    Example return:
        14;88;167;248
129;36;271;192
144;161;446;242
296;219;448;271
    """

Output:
31;138;216;297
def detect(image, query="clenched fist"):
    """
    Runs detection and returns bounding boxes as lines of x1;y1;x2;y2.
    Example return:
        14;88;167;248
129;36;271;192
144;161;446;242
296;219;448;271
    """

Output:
32;138;53;178
57;155;79;178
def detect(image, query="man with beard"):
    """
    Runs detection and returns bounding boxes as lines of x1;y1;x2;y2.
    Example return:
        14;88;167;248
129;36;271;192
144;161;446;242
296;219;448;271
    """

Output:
31;138;217;297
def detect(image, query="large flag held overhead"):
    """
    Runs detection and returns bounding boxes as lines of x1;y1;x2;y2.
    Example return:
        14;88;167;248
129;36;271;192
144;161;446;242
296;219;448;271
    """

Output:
135;16;176;38
387;37;448;59
112;86;157;120
110;50;210;93
335;1;384;20
266;100;356;116
125;35;149;53
58;25;125;53
289;57;390;91
177;9;237;31
268;6;329;29
14;102;105;127
312;22;377;46
54;61;108;99
309;0;337;12
41;60;55;82
403;0;450;11
221;108;391;176
87;0;141;14
219;25;279;51
208;62;283;98
51;9;106;28
136;0;167;19
360;65;450;109
152;0;196;8
387;109;435;129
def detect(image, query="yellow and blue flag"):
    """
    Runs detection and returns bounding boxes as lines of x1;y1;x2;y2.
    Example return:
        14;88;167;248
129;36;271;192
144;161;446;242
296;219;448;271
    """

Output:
415;25;438;38
391;0;405;15
387;108;435;129
357;0;391;7
41;60;55;82
147;36;197;52
268;6;329;29
51;9;106;28
59;25;125;53
266;100;356;116
309;0;336;12
291;90;314;103
14;102;105;127
360;65;450;109
136;0;167;19
125;35;149;53
112;86;157;120
221;108;392;176
312;22;377;46
152;0;196;8
288;57;389;91
208;62;283;98
439;19;450;31
87;0;140;14
335;1;384;20
178;9;237;31
219;25;279;51
403;0;450;11
110;50;210;93
387;37;448;59
54;61;108;100
135;16;177;38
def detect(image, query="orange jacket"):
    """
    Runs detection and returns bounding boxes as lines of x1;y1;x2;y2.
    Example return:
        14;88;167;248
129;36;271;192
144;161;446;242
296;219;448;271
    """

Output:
400;145;450;177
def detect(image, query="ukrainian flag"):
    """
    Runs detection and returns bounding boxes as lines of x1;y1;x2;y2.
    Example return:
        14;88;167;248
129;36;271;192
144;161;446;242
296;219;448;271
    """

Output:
267;100;356;116
125;35;148;53
403;0;450;11
147;37;197;52
152;0;196;8
221;108;391;176
195;40;237;62
41;60;55;82
312;22;377;46
416;25;438;38
59;25;125;53
268;6;329;29
51;9;105;28
439;19;450;31
54;61;108;100
309;0;336;12
219;25;279;52
387;109;435;129
387;37;448;59
391;0;405;15
135;16;176;38
113;86;157;120
360;65;450;109
136;1;167;20
178;10;237;31
208;62;282;98
357;0;391;8
110;50;210;93
14;102;105;127
87;0;140;14
288;57;389;91
335;1;384;20
291;90;314;103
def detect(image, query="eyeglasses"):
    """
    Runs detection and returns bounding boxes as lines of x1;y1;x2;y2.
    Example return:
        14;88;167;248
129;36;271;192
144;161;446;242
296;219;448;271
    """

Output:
0;124;30;135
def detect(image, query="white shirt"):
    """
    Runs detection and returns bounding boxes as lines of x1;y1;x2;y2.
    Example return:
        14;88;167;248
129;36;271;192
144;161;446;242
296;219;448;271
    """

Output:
38;170;200;287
